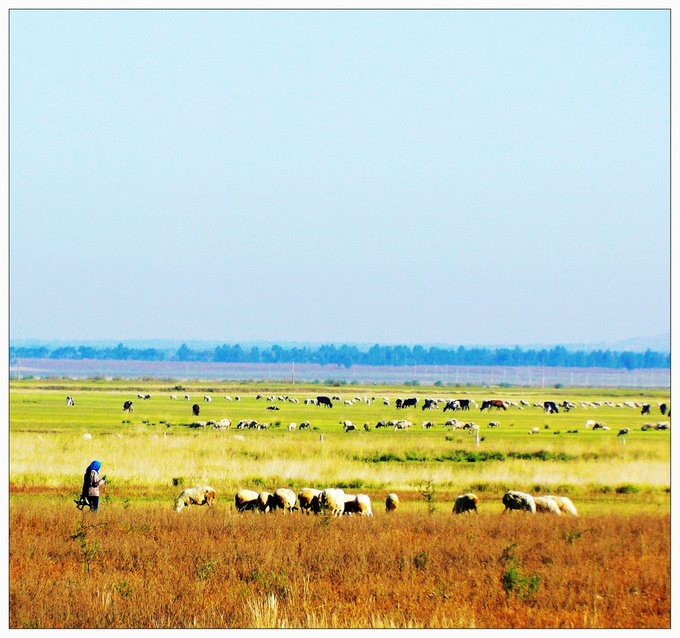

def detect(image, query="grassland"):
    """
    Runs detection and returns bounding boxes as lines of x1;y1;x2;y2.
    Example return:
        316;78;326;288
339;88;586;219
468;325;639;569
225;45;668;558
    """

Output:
8;379;671;628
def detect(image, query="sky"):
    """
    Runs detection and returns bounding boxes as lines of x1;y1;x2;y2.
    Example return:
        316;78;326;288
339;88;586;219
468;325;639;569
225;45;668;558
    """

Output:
7;6;671;347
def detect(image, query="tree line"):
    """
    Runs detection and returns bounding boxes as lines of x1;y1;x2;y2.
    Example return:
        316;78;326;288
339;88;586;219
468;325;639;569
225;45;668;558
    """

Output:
9;342;670;370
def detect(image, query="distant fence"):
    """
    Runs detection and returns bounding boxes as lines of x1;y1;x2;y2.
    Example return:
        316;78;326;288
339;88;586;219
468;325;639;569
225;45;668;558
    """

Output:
8;358;670;388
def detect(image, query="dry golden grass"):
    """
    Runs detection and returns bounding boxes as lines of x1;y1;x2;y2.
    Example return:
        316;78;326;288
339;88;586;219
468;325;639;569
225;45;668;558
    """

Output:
9;498;670;629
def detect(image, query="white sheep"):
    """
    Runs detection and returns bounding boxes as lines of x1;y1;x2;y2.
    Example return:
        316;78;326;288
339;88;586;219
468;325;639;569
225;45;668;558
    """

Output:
320;488;346;517
235;489;260;512
534;496;562;515
174;485;216;512
529;427;540;434
343;494;373;516
544;495;578;516
385;493;400;513
257;491;276;513
502;490;536;513
298;488;322;514
273;488;297;513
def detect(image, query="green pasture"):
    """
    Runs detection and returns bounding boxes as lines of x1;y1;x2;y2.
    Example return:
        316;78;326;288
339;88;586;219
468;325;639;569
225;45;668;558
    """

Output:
9;379;671;511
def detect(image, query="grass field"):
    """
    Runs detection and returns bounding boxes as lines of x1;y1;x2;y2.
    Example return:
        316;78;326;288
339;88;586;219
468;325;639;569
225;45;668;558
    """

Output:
8;379;671;628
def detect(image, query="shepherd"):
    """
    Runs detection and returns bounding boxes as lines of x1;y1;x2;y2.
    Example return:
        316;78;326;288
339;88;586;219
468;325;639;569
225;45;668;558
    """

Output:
75;460;106;513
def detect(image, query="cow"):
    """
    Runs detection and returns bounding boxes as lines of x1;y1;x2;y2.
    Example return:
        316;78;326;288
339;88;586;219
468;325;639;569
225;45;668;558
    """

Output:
641;404;651;415
481;400;506;412
317;396;333;408
192;404;200;416
443;400;460;412
401;397;418;409
123;400;134;413
659;403;668;416
617;428;630;437
544;401;559;414
422;398;438;411
66;396;75;407
203;395;212;402
395;398;403;409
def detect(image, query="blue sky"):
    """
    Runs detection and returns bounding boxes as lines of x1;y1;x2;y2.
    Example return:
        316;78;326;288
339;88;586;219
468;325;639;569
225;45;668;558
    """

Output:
8;8;670;347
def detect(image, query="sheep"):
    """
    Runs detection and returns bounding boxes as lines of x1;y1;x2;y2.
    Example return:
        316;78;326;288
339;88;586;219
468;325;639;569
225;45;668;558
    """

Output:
174;486;216;512
343;494;373;516
544;495;578;516
453;493;479;514
273;488;297;513
529;427;540;434
343;421;357;432
385;493;399;513
298;488;322;514
235;489;260;512
257;491;276;513
502;490;536;513
319;488;346;516
288;422;297;431
487;421;500;428
534;496;562;515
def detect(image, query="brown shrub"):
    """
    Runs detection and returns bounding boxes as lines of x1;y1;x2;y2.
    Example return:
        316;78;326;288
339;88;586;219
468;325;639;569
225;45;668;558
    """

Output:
9;498;670;628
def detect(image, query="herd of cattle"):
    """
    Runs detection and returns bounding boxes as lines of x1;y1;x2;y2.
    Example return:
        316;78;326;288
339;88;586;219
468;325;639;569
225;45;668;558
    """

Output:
172;485;578;517
66;392;671;435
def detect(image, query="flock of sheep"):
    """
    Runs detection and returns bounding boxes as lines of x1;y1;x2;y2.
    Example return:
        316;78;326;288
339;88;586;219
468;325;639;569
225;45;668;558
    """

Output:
173;486;577;517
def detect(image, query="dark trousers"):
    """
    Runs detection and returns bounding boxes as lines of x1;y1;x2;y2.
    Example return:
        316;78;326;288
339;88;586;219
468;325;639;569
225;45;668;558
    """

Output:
89;496;99;513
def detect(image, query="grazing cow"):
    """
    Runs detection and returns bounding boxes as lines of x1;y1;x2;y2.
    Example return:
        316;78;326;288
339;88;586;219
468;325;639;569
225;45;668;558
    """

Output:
617;428;630;437
544;401;559;414
299;421;311;430
529;427;540;435
143;394;151;400
401;397;418;409
655;422;669;431
395;398;403;409
192;404;200;416
317;396;333;408
343;421;357;432
641;404;651;415
458;399;471;411
659;403;668;416
422;398;438;411
266;406;280;411
385;493;399;512
174;486;216;512
203;395;212;402
592;423;609;430
364;423;371;432
287;423;297;432
421;421;436;429
443;400;460;412
488;421;500;428
453;493;479;514
481;400;506;412
502;490;536;513
235;489;260;512
298;488;322;514
123;400;134;413
66;396;75;407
